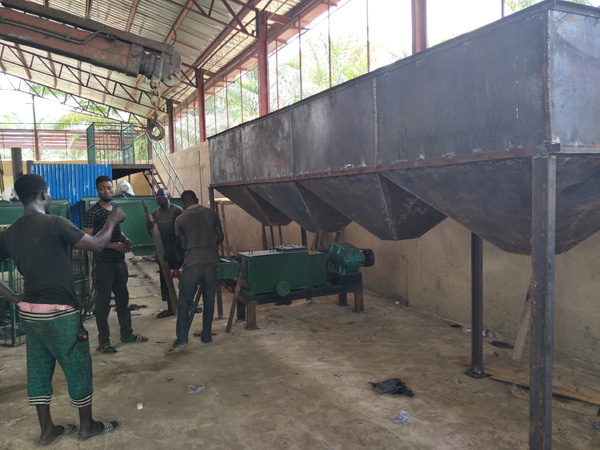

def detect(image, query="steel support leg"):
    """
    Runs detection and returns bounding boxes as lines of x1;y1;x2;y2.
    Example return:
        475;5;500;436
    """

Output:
529;154;556;450
466;232;486;378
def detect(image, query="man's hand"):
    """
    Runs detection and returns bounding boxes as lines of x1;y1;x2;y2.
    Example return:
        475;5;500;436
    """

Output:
109;242;130;253
122;236;133;252
0;281;22;304
108;205;126;223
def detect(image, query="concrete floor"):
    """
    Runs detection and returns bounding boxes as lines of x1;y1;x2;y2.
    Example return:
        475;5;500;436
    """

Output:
1;257;599;449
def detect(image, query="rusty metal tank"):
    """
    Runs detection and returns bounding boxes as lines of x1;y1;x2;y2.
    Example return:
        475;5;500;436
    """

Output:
209;1;600;256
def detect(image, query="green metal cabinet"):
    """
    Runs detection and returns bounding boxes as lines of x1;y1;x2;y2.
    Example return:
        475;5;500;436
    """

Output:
237;246;326;296
0;199;71;225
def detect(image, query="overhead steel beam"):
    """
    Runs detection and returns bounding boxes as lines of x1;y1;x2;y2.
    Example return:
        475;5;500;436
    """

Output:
160;0;262;103
0;43;165;111
0;0;181;87
1;0;174;55
104;0;141;105
0;43;166;116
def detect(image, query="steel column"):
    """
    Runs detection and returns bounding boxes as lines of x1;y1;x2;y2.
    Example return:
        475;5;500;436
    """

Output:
257;10;270;116
31;95;40;161
411;0;428;54
467;232;486;378
11;148;23;180
196;68;207;143
529;154;556;450
167;99;175;154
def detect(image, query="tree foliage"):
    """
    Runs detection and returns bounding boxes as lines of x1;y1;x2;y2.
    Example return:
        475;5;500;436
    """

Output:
505;0;591;11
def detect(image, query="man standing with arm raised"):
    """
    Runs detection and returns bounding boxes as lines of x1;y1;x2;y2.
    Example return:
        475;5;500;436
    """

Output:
146;188;184;318
83;175;147;354
0;173;123;444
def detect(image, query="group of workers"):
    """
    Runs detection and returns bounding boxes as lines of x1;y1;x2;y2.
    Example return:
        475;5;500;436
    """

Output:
0;173;223;445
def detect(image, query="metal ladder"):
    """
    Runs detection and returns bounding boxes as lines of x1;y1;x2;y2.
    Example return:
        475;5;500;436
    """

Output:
145;135;185;196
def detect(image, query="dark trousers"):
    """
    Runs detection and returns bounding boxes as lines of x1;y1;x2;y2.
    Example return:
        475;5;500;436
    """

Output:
175;263;217;345
94;260;132;345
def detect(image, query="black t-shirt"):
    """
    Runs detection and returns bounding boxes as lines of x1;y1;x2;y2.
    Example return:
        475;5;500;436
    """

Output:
0;213;85;306
83;202;124;262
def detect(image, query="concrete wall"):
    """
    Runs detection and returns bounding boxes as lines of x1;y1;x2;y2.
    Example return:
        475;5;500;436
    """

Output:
167;149;600;365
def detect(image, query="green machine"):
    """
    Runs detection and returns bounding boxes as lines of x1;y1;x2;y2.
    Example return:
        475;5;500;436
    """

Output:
221;243;373;297
80;196;184;256
237;245;326;297
326;242;375;275
223;242;375;330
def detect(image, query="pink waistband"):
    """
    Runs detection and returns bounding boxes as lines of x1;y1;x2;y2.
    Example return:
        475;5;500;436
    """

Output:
18;302;74;313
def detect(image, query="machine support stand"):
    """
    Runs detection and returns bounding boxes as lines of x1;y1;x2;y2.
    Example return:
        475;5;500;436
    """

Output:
246;302;258;330
338;292;348;307
354;289;364;313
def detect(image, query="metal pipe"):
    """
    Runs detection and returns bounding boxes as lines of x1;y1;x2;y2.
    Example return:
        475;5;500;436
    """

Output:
529;154;556;449
411;0;428;54
467;232;486;378
257;10;269;116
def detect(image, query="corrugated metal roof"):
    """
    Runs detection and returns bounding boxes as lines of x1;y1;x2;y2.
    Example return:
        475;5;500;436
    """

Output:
0;0;324;122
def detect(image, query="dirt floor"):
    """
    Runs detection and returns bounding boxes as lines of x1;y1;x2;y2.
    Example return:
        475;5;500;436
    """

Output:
1;257;599;450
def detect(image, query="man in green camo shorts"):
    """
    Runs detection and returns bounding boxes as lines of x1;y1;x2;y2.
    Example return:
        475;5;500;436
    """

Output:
0;174;123;445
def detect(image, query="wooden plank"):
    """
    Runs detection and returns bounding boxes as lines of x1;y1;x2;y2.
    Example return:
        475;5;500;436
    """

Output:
226;257;246;333
141;199;179;315
484;354;600;407
511;275;534;362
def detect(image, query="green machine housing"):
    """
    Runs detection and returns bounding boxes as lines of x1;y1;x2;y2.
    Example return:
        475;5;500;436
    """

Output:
326;242;374;275
238;245;326;296
218;243;374;297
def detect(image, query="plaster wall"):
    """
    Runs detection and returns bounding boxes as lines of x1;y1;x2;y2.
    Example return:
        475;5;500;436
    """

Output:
343;219;600;365
155;143;211;205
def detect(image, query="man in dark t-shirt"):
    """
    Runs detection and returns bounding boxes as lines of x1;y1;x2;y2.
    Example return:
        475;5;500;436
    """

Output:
147;188;184;317
83;175;148;353
0;174;122;444
168;190;223;354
